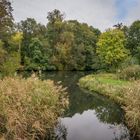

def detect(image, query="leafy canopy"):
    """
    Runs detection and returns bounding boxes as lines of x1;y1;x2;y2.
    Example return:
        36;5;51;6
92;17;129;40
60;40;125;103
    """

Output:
97;29;129;68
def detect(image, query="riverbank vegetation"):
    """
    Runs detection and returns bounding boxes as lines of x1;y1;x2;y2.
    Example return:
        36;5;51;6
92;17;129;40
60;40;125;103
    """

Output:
1;0;140;139
79;71;140;139
0;76;68;139
79;73;129;102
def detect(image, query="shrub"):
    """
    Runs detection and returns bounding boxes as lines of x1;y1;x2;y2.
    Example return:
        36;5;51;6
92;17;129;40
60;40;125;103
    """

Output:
0;52;20;77
118;57;139;69
118;65;140;80
0;76;68;140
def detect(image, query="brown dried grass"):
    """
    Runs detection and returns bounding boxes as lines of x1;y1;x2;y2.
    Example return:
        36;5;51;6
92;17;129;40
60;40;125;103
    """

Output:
0;76;68;140
122;82;140;139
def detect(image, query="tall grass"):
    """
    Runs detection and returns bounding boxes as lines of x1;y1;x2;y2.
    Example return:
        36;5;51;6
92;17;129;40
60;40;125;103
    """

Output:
79;73;128;102
0;76;68;140
122;82;140;138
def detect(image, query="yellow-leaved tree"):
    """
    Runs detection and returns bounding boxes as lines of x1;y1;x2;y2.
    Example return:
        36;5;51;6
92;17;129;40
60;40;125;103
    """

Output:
11;32;23;52
97;29;129;69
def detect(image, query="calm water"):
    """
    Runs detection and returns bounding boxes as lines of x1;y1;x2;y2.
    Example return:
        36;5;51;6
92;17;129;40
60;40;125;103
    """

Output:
23;71;130;140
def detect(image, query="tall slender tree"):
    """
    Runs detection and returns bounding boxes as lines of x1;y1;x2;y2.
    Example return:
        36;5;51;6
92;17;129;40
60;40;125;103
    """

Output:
0;0;13;40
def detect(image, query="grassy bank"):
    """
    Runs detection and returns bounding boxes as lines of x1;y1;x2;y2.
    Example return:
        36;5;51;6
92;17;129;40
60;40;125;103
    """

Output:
79;73;140;139
0;76;68;140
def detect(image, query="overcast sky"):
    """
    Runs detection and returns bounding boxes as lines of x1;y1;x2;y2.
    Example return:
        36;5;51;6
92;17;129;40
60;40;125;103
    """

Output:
11;0;140;31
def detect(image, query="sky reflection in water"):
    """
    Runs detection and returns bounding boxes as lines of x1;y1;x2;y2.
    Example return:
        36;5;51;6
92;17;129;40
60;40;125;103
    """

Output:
57;109;129;140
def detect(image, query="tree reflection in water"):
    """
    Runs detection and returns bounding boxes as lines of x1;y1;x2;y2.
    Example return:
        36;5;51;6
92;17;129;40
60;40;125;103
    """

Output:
55;110;130;140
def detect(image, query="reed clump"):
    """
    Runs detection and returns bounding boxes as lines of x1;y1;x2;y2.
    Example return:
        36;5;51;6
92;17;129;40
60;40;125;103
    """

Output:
0;76;68;140
122;82;140;139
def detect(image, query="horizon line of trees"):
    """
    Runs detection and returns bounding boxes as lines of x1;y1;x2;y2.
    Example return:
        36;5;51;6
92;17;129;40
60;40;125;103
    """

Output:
1;0;140;76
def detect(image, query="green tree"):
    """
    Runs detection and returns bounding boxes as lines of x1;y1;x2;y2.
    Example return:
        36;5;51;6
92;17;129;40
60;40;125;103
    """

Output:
18;18;47;63
47;9;64;24
52;31;74;70
127;20;140;56
46;10;64;51
46;9;66;70
97;29;129;69
70;43;86;70
0;0;13;40
24;38;48;70
67;20;100;70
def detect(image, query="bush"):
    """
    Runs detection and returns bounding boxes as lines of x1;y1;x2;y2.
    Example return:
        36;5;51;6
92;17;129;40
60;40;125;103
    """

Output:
0;76;68;140
0;52;20;77
118;65;140;80
119;57;139;69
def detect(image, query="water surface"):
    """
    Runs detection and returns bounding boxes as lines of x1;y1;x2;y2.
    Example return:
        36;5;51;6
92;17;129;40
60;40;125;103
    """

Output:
22;71;130;140
39;71;130;140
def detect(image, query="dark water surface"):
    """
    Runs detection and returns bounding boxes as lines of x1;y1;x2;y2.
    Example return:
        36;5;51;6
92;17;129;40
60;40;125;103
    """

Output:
23;71;130;140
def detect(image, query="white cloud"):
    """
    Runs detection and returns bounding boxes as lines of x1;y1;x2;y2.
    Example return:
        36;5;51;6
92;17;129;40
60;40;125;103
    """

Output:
11;0;117;31
123;0;140;26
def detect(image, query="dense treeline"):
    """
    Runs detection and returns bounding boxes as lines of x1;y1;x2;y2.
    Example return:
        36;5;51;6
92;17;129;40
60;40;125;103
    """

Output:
19;16;100;71
1;0;140;75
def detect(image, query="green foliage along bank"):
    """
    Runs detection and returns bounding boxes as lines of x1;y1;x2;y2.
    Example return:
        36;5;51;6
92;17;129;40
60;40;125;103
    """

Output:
1;0;140;74
79;73;129;102
0;76;68;140
79;73;140;139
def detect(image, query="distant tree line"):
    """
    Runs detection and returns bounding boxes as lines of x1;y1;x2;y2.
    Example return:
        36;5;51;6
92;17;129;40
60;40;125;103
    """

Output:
1;0;140;75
